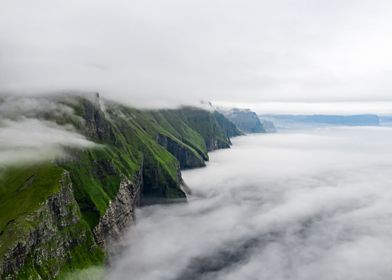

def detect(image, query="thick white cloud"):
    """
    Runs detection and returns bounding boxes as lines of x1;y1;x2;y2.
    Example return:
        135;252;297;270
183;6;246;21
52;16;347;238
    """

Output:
0;118;96;167
0;96;97;167
1;0;392;109
108;127;392;280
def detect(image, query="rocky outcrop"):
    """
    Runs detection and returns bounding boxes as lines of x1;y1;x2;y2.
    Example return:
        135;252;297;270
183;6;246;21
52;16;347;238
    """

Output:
0;171;103;280
93;169;143;249
82;94;117;143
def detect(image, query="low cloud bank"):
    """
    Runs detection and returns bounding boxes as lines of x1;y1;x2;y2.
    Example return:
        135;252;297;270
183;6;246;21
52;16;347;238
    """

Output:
0;95;74;119
0;96;96;167
61;266;105;280
0;118;95;166
109;127;392;280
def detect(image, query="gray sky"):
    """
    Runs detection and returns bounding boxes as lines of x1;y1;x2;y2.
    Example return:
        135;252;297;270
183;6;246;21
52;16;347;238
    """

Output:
1;0;392;112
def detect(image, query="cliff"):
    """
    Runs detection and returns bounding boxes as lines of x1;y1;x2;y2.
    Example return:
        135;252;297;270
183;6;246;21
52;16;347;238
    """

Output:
219;108;266;133
259;119;277;133
0;165;104;279
0;94;241;279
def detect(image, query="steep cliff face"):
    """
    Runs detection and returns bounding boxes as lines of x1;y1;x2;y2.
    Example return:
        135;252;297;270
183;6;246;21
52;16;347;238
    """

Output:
156;134;205;169
61;96;186;226
220;108;266;133
0;166;104;280
93;167;143;249
144;109;210;161
0;94;242;278
259;119;277;133
173;107;234;151
212;111;243;139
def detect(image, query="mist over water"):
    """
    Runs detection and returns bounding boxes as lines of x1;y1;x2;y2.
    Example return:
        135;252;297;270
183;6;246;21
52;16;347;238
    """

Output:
109;127;392;280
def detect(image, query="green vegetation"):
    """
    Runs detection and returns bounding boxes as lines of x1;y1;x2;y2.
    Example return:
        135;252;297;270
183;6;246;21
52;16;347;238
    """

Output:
146;109;209;159
60;266;105;280
15;220;104;280
174;107;233;150
0;164;65;258
0;164;64;235
0;164;104;279
0;94;241;279
62;147;140;228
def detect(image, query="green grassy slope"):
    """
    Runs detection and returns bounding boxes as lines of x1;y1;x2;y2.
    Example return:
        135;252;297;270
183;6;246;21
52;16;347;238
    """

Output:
0;164;104;279
174;107;233;151
0;94;242;278
0;164;64;235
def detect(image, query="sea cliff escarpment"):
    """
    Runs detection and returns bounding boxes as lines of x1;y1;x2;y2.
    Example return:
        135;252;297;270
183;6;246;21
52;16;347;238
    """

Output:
219;108;267;133
0;94;242;279
0;167;103;279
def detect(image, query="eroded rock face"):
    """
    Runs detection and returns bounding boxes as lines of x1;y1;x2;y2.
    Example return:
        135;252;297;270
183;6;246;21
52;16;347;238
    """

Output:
0;171;102;280
93;169;143;249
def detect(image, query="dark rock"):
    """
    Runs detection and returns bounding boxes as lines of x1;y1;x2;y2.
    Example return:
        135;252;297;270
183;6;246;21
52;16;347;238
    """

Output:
93;168;143;249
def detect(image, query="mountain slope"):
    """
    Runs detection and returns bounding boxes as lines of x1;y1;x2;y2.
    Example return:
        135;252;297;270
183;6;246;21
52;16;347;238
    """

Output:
219;108;266;133
0;94;241;279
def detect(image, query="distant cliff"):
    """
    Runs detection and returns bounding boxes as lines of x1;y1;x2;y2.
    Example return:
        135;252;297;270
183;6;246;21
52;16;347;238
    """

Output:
259;119;277;133
0;94;242;279
218;108;266;133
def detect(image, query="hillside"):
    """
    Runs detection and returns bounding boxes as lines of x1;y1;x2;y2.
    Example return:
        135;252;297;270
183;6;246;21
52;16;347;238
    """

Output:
218;108;266;133
0;94;241;279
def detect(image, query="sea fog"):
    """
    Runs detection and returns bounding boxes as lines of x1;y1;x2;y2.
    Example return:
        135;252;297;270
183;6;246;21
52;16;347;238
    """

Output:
108;126;392;280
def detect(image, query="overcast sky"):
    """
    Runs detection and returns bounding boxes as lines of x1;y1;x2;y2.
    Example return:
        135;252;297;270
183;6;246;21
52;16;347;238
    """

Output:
1;0;392;112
